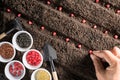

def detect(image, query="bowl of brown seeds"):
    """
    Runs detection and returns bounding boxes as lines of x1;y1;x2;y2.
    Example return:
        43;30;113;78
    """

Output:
0;41;16;63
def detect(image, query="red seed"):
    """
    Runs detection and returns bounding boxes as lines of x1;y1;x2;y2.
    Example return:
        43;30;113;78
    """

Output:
28;21;33;25
6;8;11;13
104;31;108;34
58;6;62;11
89;50;93;54
114;35;118;39
66;38;70;42
95;0;99;3
17;13;21;17
47;1;51;5
93;25;97;29
116;10;120;14
41;26;45;30
105;4;110;8
81;19;86;23
52;32;57;36
70;13;74;17
77;44;82;48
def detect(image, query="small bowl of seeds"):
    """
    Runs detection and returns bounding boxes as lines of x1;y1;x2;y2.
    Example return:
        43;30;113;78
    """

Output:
31;68;52;80
5;60;26;80
0;41;16;63
12;30;33;52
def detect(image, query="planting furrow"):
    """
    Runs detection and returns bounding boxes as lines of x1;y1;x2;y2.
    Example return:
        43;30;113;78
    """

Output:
36;0;116;39
57;0;120;36
5;0;120;50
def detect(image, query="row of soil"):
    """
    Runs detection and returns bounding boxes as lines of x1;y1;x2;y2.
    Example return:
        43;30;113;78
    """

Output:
53;0;120;36
37;0;118;40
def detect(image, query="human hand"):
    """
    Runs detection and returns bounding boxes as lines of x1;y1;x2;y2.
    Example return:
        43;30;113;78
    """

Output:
90;47;120;80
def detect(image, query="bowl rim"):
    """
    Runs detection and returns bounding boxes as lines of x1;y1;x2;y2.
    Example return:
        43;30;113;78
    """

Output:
31;68;52;80
22;49;43;70
4;60;26;80
12;30;33;52
0;41;16;63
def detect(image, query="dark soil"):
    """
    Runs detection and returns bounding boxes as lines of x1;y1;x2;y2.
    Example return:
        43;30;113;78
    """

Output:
1;0;120;80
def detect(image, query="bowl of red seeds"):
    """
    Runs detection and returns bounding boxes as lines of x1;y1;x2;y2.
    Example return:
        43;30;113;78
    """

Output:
22;49;43;70
5;60;26;80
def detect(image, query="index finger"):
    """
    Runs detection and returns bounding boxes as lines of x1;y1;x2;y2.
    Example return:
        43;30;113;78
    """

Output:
93;50;118;65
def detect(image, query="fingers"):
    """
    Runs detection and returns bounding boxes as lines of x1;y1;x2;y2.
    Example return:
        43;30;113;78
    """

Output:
111;47;120;58
90;54;104;75
92;50;118;65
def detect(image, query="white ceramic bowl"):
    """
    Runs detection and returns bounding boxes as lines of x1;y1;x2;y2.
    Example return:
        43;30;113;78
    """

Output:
12;30;33;52
5;60;26;80
31;68;52;80
0;41;16;63
22;49;43;70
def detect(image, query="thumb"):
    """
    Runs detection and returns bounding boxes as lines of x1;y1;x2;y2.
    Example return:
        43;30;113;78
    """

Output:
90;54;104;75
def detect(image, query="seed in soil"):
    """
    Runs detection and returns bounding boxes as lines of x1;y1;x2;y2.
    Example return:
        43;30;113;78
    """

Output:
77;44;82;48
26;51;41;66
28;21;33;25
66;38;70;42
116;10;120;14
41;26;45;30
47;1;51;5
93;25;97;29
81;19;86;23
105;4;110;8
52;32;57;36
58;6;62;11
6;8;11;13
16;33;31;48
70;13;74;17
114;35;118;39
17;13;21;17
104;31;108;34
0;43;14;59
9;62;24;77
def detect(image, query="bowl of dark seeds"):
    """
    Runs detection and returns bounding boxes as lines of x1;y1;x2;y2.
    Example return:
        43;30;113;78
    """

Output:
12;31;33;52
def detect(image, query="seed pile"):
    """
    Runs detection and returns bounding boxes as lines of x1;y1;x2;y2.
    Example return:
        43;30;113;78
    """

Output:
16;33;31;48
9;62;24;77
35;70;50;80
26;51;41;66
0;43;14;59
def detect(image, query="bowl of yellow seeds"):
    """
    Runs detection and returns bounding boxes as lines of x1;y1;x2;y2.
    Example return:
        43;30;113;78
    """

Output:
31;68;52;80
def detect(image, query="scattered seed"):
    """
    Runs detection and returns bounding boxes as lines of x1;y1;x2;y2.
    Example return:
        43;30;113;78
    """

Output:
6;8;11;13
81;19;86;23
114;35;118;39
66;38;70;42
52;32;57;36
